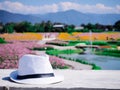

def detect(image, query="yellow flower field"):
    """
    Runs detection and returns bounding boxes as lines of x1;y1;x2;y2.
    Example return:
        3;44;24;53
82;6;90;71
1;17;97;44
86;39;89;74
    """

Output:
58;32;120;41
57;33;77;41
1;32;120;41
0;33;43;41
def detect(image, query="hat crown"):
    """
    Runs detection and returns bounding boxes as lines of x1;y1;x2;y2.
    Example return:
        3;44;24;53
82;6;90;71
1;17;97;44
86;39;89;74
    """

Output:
18;54;53;76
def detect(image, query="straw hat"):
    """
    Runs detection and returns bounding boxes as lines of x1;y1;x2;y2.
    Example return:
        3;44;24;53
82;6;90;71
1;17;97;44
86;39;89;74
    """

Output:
10;54;64;84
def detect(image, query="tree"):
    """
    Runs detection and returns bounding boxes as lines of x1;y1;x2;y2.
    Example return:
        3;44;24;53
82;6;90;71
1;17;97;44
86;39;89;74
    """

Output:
40;21;46;32
14;21;34;32
66;24;75;34
86;23;96;30
106;25;113;31
44;20;53;32
114;20;120;31
4;22;15;33
0;22;4;33
34;22;45;32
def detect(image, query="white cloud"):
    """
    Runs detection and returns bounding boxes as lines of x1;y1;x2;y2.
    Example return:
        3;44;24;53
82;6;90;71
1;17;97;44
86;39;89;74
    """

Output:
0;1;58;14
0;1;120;14
59;2;80;11
59;2;117;14
116;5;120;13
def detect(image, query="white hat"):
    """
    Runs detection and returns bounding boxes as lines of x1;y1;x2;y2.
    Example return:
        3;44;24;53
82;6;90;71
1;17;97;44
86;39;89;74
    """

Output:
10;54;64;84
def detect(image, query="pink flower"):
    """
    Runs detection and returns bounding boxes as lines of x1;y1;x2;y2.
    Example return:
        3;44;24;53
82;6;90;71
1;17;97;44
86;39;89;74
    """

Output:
0;41;37;69
49;56;66;69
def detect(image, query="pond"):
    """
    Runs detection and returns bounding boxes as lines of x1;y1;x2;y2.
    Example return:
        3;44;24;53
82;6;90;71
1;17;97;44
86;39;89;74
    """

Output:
59;54;120;70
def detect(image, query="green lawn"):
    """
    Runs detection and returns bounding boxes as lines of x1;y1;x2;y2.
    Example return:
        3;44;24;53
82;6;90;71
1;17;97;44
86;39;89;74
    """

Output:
46;49;83;56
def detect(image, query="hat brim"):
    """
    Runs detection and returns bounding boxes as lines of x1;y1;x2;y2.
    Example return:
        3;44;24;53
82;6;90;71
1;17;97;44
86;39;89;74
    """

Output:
10;71;64;84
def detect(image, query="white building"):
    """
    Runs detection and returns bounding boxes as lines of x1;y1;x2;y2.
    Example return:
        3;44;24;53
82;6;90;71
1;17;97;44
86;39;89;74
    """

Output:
75;26;84;30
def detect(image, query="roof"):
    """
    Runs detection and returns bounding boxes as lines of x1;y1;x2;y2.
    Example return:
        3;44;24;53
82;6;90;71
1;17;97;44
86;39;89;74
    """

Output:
53;24;64;28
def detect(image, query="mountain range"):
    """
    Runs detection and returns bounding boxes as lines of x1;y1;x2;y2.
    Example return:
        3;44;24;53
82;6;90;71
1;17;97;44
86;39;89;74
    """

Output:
0;10;120;25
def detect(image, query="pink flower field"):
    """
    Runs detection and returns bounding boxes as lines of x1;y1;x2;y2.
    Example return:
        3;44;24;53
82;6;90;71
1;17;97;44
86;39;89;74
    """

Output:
0;41;36;69
0;40;67;69
49;56;67;69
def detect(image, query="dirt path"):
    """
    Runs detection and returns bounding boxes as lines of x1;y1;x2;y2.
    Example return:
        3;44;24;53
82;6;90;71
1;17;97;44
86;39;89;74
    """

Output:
63;59;92;70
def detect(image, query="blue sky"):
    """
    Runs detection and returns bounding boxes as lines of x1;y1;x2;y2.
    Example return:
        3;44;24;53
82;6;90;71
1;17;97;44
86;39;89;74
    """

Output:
0;0;120;14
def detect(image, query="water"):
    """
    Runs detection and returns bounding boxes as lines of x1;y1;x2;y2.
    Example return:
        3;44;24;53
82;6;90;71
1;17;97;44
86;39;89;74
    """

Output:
59;30;120;70
59;54;120;70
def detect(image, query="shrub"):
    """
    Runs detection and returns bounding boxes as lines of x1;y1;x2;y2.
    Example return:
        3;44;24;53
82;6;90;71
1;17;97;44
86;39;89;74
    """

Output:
107;41;117;44
32;46;54;51
91;63;101;70
68;40;90;46
96;48;120;57
92;41;108;46
68;40;81;46
117;42;120;46
0;37;6;44
103;48;120;53
46;40;68;46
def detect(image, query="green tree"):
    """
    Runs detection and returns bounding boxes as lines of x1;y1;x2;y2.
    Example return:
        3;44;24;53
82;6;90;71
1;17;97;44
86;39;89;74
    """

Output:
114;20;120;31
4;22;15;33
106;25;113;31
66;24;75;33
34;22;45;32
0;22;4;33
86;23;96;30
44;20;53;32
14;21;35;32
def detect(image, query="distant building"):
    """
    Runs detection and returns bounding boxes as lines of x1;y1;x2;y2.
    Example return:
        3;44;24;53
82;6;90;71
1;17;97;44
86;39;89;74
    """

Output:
53;24;65;32
53;24;65;28
75;26;84;30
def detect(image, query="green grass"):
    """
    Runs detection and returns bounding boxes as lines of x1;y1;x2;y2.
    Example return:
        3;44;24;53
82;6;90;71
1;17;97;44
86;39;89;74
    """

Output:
68;41;81;46
46;49;83;56
68;40;108;46
110;45;117;48
95;48;120;57
68;40;90;46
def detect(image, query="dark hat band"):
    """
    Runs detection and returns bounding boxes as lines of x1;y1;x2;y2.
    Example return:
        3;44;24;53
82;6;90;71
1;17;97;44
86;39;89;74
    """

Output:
17;73;54;80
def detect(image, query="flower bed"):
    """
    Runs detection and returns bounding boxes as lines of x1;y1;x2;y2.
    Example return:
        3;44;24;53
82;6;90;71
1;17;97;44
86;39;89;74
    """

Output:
58;32;120;41
76;32;120;41
57;33;77;41
49;56;69;69
0;41;36;69
0;33;43;41
0;41;68;69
